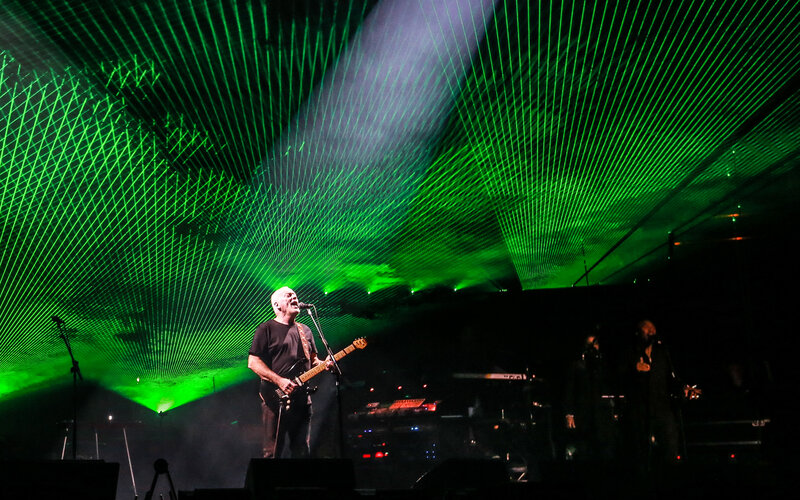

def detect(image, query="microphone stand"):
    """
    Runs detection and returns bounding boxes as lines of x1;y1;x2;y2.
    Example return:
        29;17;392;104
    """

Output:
663;341;690;460
54;317;83;460
304;306;345;458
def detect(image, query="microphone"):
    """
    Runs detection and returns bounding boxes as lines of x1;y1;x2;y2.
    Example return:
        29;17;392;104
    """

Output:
297;302;314;309
51;316;65;325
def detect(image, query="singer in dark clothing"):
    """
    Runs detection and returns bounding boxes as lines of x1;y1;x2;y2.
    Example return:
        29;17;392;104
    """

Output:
620;320;696;467
248;286;326;458
564;335;617;460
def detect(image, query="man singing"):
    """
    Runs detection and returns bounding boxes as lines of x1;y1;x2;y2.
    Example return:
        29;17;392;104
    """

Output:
248;286;326;458
621;320;698;468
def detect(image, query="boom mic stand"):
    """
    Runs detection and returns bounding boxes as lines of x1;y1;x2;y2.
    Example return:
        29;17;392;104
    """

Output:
304;306;345;458
54;316;82;460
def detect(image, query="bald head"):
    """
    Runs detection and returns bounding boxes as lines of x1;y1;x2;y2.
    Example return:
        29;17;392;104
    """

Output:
271;286;299;321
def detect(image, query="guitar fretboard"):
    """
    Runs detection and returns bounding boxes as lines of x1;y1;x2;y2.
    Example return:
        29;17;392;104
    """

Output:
298;344;356;383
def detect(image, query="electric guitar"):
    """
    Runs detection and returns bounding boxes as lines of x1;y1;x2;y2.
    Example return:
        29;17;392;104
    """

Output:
261;337;367;407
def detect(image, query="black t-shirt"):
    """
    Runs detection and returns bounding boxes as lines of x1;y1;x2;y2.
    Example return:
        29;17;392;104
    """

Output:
249;319;318;377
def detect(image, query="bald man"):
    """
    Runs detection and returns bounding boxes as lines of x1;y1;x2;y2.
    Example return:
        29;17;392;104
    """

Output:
248;287;325;458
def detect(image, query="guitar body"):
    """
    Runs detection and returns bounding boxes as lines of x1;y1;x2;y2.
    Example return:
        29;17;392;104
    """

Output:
259;337;367;409
259;360;310;408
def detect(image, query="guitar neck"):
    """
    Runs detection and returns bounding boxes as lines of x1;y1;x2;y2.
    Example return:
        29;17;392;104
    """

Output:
297;343;356;383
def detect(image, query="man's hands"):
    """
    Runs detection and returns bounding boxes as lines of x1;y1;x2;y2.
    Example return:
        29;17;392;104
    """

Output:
277;377;298;395
636;357;651;372
684;384;702;400
565;414;576;429
314;356;335;371
277;358;335;395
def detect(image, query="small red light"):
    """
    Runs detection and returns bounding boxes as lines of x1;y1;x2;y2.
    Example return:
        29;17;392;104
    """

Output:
673;241;681;246
375;451;385;458
397;386;402;390
730;454;736;459
423;384;428;388
362;454;371;459
676;455;681;460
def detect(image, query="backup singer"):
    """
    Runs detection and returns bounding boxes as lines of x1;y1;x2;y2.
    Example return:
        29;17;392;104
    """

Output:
564;334;617;461
620;320;697;468
248;287;327;458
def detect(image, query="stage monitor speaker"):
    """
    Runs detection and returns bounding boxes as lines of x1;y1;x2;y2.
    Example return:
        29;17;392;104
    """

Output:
245;458;355;499
413;458;508;491
0;459;119;500
179;488;252;500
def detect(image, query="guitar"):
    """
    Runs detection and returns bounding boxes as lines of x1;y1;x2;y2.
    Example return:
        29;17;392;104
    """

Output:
261;337;367;407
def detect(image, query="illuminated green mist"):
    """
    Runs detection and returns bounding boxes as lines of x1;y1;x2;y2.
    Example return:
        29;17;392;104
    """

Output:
1;1;799;410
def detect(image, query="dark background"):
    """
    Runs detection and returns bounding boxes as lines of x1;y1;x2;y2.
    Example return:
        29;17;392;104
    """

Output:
1;226;797;495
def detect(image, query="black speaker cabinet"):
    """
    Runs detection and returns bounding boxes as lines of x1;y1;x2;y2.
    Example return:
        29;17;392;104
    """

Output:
245;458;355;499
0;459;119;500
179;488;252;500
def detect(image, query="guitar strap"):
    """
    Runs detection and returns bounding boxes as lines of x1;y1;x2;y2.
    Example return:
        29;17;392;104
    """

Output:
297;323;312;361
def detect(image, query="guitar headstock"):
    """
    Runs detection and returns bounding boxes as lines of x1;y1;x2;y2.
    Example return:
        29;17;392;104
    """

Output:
353;337;367;349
